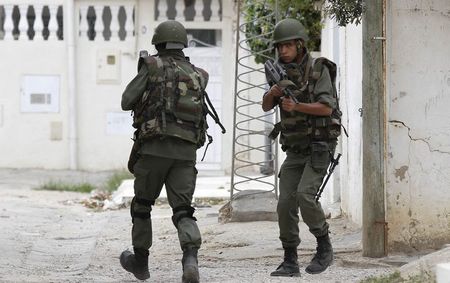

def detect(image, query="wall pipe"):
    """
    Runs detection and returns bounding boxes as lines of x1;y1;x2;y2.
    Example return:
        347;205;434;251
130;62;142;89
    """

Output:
66;0;78;169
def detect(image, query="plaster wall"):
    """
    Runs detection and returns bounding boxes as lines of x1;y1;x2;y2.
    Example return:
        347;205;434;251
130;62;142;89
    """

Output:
386;0;450;251
321;17;363;223
338;24;363;226
0;41;69;169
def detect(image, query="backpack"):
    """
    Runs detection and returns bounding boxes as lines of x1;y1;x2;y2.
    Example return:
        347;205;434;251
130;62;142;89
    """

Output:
132;53;225;159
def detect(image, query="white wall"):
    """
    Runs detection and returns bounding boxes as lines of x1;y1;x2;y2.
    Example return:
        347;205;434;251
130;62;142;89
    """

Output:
74;0;137;171
386;0;450;251
322;0;450;250
338;24;363;225
0;1;69;169
0;41;69;168
0;0;236;172
321;17;363;223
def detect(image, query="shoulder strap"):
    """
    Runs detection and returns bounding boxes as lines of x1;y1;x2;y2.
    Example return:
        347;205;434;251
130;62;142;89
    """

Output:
311;57;337;82
190;64;225;134
157;56;175;130
302;55;314;85
195;67;209;90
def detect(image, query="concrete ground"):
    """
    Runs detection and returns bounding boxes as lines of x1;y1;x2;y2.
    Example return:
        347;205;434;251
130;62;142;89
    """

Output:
0;169;446;282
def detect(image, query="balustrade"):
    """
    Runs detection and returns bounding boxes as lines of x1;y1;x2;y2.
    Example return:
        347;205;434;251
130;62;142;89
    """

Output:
0;0;221;42
155;0;222;22
0;4;62;41
0;2;135;42
79;3;135;41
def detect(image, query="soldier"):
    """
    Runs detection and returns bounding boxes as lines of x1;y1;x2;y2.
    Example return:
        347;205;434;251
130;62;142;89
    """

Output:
120;20;221;283
262;18;342;277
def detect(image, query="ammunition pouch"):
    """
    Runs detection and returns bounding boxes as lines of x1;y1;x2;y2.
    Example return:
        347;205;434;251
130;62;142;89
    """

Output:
311;115;341;141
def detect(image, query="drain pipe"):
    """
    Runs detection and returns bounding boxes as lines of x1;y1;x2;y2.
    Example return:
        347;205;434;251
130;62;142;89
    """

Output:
66;0;78;170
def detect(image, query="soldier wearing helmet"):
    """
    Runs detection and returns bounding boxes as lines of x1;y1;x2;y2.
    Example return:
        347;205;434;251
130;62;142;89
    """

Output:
119;20;217;283
263;18;342;277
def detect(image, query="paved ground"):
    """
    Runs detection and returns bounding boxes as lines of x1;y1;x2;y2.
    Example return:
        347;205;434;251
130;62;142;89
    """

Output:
0;169;442;282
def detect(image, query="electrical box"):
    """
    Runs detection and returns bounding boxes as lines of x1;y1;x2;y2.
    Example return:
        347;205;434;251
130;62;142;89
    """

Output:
20;75;60;113
50;121;63;141
97;49;121;84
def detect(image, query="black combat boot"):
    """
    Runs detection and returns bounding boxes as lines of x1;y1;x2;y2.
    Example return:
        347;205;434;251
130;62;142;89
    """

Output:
120;247;150;280
182;247;199;283
270;247;301;277
305;233;333;274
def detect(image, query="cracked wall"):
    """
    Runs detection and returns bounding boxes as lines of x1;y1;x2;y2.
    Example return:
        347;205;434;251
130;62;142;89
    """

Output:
386;0;450;251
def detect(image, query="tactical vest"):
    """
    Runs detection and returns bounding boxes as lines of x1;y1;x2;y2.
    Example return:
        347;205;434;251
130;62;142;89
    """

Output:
271;55;343;150
132;55;209;148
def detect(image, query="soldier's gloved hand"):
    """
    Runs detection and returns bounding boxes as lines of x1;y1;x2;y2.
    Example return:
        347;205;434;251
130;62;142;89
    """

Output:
281;97;297;112
268;84;283;97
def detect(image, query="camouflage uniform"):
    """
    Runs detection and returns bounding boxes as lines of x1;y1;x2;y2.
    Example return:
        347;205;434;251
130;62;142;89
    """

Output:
120;21;207;283
264;18;341;277
273;52;337;247
121;48;203;252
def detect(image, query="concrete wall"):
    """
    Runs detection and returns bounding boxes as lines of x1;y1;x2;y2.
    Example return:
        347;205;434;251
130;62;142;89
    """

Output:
386;0;450;251
338;24;363;226
0;0;69;169
74;0;138;171
0;40;69;169
322;0;450;251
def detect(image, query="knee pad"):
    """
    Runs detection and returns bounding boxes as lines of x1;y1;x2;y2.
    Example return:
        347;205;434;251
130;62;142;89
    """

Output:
130;197;155;223
171;205;197;228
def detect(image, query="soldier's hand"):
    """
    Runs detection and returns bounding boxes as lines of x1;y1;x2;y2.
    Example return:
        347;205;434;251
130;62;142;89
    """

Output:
281;97;297;112
268;85;283;97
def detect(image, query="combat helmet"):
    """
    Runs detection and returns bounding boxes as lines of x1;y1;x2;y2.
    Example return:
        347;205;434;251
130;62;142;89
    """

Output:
273;18;309;44
152;20;188;49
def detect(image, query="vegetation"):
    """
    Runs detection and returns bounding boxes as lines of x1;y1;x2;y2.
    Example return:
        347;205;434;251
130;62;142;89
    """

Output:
103;169;133;192
360;270;436;283
242;0;364;64
36;181;96;193
243;0;322;64
36;169;133;193
323;0;364;26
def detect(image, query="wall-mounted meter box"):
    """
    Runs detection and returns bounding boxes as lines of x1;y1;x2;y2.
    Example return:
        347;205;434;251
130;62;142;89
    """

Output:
97;49;121;84
20;75;60;113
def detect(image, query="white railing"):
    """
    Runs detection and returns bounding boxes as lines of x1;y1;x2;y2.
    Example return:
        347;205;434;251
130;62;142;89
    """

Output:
0;4;63;41
78;3;135;41
155;0;222;22
0;3;136;42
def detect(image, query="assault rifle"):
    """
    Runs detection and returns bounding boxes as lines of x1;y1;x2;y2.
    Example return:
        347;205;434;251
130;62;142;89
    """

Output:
315;153;342;202
264;60;299;104
127;50;150;174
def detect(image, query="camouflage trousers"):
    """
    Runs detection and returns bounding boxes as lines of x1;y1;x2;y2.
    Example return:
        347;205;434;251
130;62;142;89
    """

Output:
130;154;201;251
277;148;331;248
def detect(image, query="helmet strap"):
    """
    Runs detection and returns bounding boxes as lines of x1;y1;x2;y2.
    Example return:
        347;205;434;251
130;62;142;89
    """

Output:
296;40;303;53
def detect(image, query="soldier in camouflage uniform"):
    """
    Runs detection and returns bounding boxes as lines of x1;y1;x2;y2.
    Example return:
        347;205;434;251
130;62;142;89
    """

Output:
120;20;212;283
262;19;342;277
